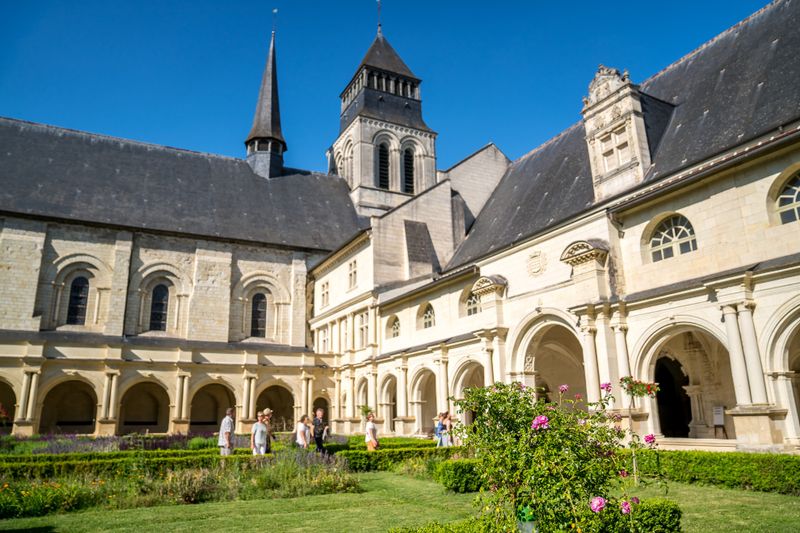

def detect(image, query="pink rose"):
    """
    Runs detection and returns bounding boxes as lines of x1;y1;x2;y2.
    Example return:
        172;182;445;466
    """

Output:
531;415;549;430
600;382;612;393
559;384;569;393
620;500;631;515
631;496;640;504
574;393;583;401
590;496;606;513
644;434;656;445
618;469;628;478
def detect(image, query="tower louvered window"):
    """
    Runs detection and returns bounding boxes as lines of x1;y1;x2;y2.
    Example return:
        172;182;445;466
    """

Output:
378;144;390;189
66;276;89;325
403;148;415;194
149;284;169;332
251;293;267;338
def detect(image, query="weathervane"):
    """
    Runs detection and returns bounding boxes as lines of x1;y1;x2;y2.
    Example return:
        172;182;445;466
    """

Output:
377;0;382;31
272;8;278;33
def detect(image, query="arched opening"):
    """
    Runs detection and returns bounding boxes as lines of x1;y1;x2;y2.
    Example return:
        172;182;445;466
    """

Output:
189;384;235;434
40;381;97;434
412;369;437;435
256;385;294;432
403;148;415;194
356;378;369;413
313;397;329;418
521;322;586;404
453;362;484;425
378;143;390;189
655;358;691;438
788;326;800;430
646;328;737;439
118;382;170;435
0;382;16;435
380;376;397;433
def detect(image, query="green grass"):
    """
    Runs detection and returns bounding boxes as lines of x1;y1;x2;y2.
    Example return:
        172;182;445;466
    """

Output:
1;473;799;532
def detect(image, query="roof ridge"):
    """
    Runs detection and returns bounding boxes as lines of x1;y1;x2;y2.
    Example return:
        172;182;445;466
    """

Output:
640;0;783;87
0;116;244;163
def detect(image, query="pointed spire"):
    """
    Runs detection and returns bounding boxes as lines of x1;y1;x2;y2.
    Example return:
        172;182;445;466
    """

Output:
358;28;416;79
246;30;286;149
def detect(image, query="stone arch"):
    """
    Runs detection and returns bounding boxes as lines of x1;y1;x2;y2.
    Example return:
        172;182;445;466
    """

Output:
417;302;436;330
49;254;113;329
766;162;800;225
230;271;290;342
39;379;98;434
118;381;170;434
189;381;236;434
255;383;295;432
508;309;581;375
451;359;485;424
385;314;401;339
410;366;437;434
356;377;369;412
458;286;482;318
633;319;736;439
0;378;16;434
763;294;800;442
130;263;190;335
378;373;398;432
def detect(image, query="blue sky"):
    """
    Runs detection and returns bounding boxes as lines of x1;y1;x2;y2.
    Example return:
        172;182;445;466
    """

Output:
0;1;769;172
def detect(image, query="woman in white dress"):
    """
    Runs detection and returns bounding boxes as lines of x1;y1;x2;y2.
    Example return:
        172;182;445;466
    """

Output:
295;415;311;449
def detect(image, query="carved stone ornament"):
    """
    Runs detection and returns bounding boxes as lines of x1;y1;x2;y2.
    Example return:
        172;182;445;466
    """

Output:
471;275;508;297
527;251;547;277
583;65;630;108
559;240;609;267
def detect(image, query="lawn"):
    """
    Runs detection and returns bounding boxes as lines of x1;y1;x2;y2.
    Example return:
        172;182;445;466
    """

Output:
1;473;799;532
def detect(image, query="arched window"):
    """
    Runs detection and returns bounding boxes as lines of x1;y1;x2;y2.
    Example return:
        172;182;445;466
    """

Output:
778;173;800;224
403;148;415;194
66;276;89;325
466;293;481;316
649;215;698;262
149;284;169;331
251;292;267;338
422;304;435;329
378;143;390;189
389;317;400;338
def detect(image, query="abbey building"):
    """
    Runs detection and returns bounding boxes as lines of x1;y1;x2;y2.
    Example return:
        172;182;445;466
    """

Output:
1;1;800;451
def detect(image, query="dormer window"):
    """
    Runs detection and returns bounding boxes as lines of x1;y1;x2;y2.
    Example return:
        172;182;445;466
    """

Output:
600;127;631;173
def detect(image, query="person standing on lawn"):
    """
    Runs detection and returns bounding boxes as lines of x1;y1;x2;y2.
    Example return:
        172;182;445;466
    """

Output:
263;408;275;454
251;411;268;456
434;412;445;447
295;415;311;449
218;407;235;456
365;412;379;451
312;407;328;454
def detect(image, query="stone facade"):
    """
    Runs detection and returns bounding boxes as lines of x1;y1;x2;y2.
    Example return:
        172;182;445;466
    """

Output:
2;2;800;453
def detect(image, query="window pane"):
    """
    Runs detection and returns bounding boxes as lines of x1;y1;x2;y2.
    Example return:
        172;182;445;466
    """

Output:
149;284;169;331
403;149;415;194
66;277;89;325
663;247;674;259
780;209;797;224
251;293;267;337
378;144;390;189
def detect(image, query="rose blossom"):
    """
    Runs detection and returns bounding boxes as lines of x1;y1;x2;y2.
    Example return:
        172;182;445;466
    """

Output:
631;496;640;504
531;415;550;430
600;382;612;393
612;413;622;422
559;384;569;393
618;469;628;478
590;496;606;513
574;393;583;401
644;433;656;445
620;500;631;515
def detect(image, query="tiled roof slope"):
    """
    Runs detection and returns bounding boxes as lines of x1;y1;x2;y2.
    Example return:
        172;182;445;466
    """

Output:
448;0;800;270
0;118;363;252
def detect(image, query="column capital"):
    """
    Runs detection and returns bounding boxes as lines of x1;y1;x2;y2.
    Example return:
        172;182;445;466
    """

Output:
720;304;739;315
581;325;597;335
610;323;628;332
736;300;757;312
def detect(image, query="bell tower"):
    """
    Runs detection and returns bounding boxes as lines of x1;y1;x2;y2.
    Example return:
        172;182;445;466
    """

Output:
328;25;437;217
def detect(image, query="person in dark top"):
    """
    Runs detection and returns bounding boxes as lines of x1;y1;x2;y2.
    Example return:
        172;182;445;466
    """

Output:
312;407;328;454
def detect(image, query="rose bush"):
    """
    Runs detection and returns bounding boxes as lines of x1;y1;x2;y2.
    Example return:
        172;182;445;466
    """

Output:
455;382;668;532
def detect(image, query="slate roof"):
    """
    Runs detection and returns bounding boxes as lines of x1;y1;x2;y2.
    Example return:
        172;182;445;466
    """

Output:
447;0;800;270
0;117;363;252
358;27;417;79
246;31;285;147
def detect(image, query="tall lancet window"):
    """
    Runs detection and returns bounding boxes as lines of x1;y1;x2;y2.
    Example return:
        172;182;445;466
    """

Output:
149;284;169;332
378;143;390;189
403;148;415;194
66;276;90;325
251;293;267;338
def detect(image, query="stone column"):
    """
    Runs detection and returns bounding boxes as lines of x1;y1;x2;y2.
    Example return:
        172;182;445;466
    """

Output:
301;374;309;416
348;374;356;419
307;376;314;417
581;326;601;404
613;324;632;408
241;375;251;420
26;372;39;421
737;302;768;405
368;369;378;413
721;305;752;406
18;371;31;422
684;384;706;437
108;373;119;419
102;373;112;419
491;331;507;383
174;375;184;419
435;352;450;413
248;377;257;419
334;371;342;419
181;375;190;421
397;363;409;418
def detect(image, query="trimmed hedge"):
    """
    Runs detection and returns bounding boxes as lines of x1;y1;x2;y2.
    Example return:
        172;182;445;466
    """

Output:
0;447;226;464
345;436;437;449
631;449;800;495
0;452;257;480
389;499;682;532
434;459;483;493
339;447;466;472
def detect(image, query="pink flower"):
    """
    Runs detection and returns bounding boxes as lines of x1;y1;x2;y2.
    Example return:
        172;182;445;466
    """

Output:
559;384;569;393
611;413;622;422
590;496;606;513
600;382;612;393
644;434;656;445
618;469;628;478
578;418;587;426
574;393;583;401
620;500;631;515
631;496;640;504
546;405;556;411
531;415;550;430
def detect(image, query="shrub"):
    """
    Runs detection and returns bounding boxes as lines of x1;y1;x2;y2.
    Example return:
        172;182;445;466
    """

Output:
159;468;223;504
0;480;104;518
187;436;216;450
346;435;435;449
434;459;483;493
338;447;466;472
